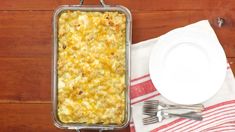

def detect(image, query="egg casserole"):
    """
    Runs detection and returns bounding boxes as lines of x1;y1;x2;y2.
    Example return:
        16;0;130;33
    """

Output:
57;11;126;125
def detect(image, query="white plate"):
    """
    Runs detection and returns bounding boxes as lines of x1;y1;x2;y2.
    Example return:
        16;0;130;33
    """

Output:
149;27;227;105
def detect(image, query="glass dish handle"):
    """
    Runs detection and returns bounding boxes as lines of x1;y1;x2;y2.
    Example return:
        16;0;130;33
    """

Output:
79;0;107;6
76;129;104;132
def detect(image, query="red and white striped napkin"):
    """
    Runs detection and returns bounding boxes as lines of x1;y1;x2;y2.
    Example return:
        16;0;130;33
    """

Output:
130;20;235;132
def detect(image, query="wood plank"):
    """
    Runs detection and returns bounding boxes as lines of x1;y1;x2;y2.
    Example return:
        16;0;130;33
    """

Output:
0;103;129;132
0;103;67;132
0;68;234;132
0;56;234;102
0;11;51;58
132;11;235;57
0;0;235;11
0;10;234;102
1;1;234;132
0;10;235;58
0;58;51;101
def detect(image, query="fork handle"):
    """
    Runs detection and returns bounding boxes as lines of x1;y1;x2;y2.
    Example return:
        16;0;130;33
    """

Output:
168;112;203;121
166;104;204;111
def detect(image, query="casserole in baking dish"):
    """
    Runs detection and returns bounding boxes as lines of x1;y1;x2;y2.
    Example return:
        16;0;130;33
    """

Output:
52;0;132;131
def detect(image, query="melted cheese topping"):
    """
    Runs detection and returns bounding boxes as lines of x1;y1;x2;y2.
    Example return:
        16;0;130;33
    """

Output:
57;11;126;125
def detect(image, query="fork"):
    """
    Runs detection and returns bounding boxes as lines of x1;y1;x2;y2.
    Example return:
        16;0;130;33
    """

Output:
143;100;204;116
143;111;203;125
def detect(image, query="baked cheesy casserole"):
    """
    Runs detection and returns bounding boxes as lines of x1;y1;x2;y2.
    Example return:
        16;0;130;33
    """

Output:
57;11;126;125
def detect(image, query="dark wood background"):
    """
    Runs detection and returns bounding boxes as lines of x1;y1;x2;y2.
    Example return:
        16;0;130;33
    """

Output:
0;0;234;132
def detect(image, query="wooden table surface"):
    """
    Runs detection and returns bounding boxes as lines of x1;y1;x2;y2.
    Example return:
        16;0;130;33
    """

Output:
0;0;235;132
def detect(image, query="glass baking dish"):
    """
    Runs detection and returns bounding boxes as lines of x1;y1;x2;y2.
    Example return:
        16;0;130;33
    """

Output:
52;0;132;131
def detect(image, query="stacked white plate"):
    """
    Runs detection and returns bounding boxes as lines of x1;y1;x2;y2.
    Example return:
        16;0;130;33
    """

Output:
149;21;227;105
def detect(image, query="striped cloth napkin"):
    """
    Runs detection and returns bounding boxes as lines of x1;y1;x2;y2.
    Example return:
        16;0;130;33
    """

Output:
130;21;235;132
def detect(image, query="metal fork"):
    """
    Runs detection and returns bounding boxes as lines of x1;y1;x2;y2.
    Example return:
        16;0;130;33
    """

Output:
143;111;203;125
143;100;204;116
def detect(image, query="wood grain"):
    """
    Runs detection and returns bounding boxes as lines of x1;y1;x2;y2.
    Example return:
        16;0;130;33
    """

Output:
0;103;64;132
0;58;51;101
0;10;235;57
0;0;235;131
0;0;235;11
0;103;129;132
0;11;51;58
0;57;234;103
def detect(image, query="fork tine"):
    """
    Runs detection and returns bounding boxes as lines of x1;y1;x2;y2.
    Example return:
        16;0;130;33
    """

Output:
143;100;160;116
143;107;158;111
144;102;158;105
143;116;158;122
145;100;159;102
143;116;157;120
143;103;157;106
143;108;158;112
143;107;158;110
143;109;158;113
143;105;158;109
143;119;158;125
143;103;159;116
144;107;157;110
143;112;157;116
144;103;158;106
143;116;159;125
143;102;159;108
143;108;157;111
144;100;159;104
